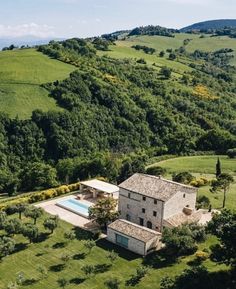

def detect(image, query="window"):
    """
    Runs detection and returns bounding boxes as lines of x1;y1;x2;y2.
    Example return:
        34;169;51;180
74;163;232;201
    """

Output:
126;214;131;221
139;218;144;226
147;221;152;229
142;208;146;213
154;199;157;204
128;193;131;198
153;211;157;217
116;234;129;248
183;194;186;198
127;204;130;209
143;196;146;201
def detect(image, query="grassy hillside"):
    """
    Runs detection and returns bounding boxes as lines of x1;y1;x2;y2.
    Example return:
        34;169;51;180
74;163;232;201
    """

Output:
99;33;236;67
0;49;75;119
0;212;227;289
148;155;236;211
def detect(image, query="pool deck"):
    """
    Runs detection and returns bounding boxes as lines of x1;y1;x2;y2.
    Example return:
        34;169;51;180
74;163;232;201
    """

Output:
35;195;98;230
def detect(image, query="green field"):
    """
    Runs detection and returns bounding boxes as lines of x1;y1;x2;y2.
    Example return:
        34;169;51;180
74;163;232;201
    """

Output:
99;33;236;73
0;49;75;119
0;212;227;289
149;155;236;211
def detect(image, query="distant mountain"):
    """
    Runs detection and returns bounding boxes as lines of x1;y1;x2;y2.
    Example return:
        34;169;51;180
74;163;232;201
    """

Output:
181;19;236;32
0;36;64;50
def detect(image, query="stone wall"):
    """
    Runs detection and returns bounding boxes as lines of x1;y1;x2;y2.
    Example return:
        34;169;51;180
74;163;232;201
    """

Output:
119;188;164;231
163;189;197;220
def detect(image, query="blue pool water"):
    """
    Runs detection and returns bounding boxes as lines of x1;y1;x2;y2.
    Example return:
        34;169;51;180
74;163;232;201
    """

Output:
56;199;91;217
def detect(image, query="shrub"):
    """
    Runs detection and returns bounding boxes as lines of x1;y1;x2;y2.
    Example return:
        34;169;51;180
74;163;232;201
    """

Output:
194;251;209;262
196;195;210;209
146;166;167;176
190;177;209;187
227;148;236;158
172;172;195;184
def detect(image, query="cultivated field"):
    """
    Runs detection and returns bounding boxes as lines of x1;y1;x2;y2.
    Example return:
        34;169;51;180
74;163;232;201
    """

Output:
0;49;75;119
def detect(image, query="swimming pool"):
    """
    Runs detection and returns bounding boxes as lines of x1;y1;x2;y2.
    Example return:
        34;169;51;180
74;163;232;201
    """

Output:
56;199;91;218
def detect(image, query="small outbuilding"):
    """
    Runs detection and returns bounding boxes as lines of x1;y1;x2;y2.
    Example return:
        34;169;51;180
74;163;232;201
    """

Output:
107;219;162;256
79;179;119;200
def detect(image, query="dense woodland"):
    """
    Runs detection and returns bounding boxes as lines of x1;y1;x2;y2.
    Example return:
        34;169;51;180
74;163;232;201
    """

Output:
0;34;236;194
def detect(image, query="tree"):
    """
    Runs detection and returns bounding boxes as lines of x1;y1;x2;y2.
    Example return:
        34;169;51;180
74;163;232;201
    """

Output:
43;215;58;234
172;172;195;185
0;211;7;229
215;157;221;177
160;67;172;79
57;278;68;289
15;204;27;219
84;240;96;254
64;230;76;242
22;224;39;243
37;265;48;279
210;173;234;208
24;206;43;224
227;148;236;158
159;51;165;57
20;162;58;191
0;236;15;259
106;250;118;264
196;195;210;209
89;197;119;229
146;166;167;177
169;53;176;60
104;278;120;289
4;219;22;236
207;210;236;268
81;264;94;277
161;224;205;256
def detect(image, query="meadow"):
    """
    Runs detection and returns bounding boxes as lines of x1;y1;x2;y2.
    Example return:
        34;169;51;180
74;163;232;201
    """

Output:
149;155;236;211
0;49;75;119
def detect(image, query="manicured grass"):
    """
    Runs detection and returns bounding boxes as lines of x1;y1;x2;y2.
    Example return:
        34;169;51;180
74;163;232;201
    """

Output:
149;155;236;211
0;213;227;289
0;49;75;119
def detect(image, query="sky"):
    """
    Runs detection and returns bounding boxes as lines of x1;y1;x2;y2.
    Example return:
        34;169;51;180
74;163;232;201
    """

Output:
0;0;235;39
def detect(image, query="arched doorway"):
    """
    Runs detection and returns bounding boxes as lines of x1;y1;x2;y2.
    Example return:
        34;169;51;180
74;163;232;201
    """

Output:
147;221;152;229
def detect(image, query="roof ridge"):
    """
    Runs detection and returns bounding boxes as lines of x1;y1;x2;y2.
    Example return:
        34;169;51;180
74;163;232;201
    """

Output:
135;173;196;190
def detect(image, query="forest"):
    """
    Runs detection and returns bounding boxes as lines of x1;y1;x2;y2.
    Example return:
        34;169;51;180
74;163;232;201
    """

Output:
0;35;236;194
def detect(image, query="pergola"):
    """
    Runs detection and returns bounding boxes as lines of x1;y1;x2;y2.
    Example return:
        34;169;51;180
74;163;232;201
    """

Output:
79;179;119;199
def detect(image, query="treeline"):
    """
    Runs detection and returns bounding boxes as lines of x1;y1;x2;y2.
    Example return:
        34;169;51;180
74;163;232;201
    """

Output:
128;25;178;37
131;45;156;54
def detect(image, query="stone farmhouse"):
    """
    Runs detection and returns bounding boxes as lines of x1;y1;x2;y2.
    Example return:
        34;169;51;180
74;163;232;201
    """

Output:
107;173;199;255
118;173;198;232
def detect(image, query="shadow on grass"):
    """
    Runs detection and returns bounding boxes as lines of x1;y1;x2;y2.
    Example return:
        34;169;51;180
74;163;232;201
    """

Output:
22;278;38;286
72;227;94;241
73;253;86;260
36;232;49;243
94;263;111;274
52;242;66;249
49;263;66;272
70;277;85;285
142;249;177;269
96;238;140;261
14;242;28;253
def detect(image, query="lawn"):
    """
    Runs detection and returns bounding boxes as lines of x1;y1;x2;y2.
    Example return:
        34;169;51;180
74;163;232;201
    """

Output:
148;155;236;211
0;49;75;119
0;212;227;289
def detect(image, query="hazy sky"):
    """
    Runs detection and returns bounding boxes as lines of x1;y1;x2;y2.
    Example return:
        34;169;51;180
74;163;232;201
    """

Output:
0;0;235;38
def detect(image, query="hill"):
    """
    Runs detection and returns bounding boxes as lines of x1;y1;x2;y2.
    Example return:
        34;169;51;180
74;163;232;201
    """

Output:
0;48;75;118
181;19;236;32
0;34;236;194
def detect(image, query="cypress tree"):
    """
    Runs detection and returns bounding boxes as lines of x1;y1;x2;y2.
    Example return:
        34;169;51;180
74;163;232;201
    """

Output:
216;157;221;178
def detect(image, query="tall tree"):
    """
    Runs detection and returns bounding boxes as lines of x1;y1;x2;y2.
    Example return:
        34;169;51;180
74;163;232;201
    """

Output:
216;157;221;177
211;173;234;208
89;197;119;229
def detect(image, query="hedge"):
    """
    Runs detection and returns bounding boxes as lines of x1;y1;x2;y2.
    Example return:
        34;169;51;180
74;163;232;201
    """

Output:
0;183;80;211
